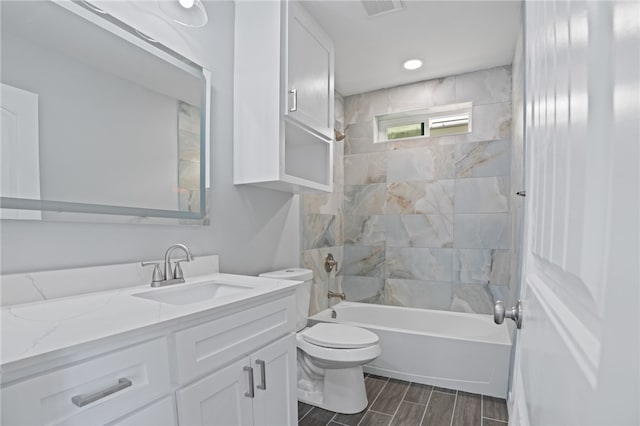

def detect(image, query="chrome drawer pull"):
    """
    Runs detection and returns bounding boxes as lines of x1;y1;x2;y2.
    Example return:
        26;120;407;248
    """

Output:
71;378;132;407
256;359;266;390
244;366;255;398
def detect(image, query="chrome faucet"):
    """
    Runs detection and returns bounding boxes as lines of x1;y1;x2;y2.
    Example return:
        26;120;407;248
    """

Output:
142;243;194;287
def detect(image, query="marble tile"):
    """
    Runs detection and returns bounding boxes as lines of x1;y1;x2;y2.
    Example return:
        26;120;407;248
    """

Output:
342;275;384;303
384;279;452;310
455;140;511;178
388;133;458;150
453;213;511;249
335;92;345;130
454;176;510;213
302;246;343;316
344;215;386;246
344;152;387;185
301;188;342;215
386;180;454;215
302;214;336;249
453;249;510;286
455;66;512;105
385;215;453;248
450;283;494;314
344;122;386;155
334;139;345;186
386;145;455;182
386;248;453;281
345;88;388;125
457;102;511;144
343;245;385;278
344;184;386;216
387;76;456;113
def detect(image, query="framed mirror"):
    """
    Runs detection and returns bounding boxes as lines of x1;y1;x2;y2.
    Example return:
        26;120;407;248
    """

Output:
0;0;210;223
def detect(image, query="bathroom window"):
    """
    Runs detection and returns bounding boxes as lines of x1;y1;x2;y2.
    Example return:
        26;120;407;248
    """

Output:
375;102;472;143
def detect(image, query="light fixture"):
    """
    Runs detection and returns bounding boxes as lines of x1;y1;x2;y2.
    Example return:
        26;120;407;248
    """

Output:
178;0;195;8
403;59;423;70
158;0;208;28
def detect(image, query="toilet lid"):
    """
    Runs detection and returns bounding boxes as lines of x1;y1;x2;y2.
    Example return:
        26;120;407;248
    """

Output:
302;323;379;349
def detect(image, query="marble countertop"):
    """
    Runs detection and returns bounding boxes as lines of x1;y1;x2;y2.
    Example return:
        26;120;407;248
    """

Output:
1;273;300;369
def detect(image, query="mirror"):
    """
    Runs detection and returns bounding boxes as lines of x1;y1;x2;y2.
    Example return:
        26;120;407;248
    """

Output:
0;0;210;222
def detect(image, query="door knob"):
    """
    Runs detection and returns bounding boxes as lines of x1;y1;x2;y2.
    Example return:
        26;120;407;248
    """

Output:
494;300;523;329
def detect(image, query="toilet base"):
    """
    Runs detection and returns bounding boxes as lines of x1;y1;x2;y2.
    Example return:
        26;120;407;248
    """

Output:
298;365;368;414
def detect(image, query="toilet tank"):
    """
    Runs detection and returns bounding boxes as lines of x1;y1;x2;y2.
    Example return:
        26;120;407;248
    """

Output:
258;268;313;332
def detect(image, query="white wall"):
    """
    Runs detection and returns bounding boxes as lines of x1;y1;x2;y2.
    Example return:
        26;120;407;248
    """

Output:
0;0;301;277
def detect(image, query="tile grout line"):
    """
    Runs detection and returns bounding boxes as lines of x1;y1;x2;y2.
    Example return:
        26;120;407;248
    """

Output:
388;382;412;425
448;390;458;426
483;416;509;423
418;387;434;426
299;406;312;423
356;376;389;426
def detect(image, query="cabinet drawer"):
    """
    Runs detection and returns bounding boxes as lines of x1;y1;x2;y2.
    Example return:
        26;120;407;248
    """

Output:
1;338;170;426
174;296;295;384
110;396;176;426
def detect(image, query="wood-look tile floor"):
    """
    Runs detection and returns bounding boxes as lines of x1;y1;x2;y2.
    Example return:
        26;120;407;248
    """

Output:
298;374;508;426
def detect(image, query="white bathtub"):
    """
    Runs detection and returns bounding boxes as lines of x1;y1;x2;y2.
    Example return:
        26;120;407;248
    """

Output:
309;301;513;398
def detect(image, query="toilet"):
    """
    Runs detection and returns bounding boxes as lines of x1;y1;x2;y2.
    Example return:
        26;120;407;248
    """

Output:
259;268;381;414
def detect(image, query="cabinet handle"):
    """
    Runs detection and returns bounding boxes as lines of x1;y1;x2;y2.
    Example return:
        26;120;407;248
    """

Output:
243;366;254;398
289;88;297;112
71;378;132;407
256;359;266;390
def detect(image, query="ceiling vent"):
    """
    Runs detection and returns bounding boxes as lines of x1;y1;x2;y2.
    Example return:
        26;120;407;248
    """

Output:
360;0;404;18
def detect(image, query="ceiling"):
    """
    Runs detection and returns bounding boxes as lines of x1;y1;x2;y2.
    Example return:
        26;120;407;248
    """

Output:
302;0;522;96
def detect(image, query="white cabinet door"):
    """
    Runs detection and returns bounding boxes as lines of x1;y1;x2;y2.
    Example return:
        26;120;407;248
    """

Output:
286;1;334;138
176;357;253;426
251;335;297;426
509;1;640;425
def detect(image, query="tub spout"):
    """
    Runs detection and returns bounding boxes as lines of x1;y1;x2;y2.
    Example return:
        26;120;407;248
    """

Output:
328;291;346;300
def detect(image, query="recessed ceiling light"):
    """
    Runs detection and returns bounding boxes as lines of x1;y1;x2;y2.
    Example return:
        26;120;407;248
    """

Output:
178;0;195;9
403;59;423;70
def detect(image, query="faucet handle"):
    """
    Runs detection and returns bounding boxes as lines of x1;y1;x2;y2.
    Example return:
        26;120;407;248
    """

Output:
141;262;164;283
173;261;185;280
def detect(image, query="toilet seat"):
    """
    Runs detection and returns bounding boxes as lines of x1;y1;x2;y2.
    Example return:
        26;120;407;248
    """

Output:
301;323;379;349
296;333;381;365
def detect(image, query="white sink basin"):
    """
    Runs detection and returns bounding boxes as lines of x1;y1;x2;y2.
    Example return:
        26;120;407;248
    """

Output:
133;281;254;305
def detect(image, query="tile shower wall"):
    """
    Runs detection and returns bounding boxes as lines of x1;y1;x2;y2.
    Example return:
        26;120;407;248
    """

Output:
342;66;513;315
301;94;345;315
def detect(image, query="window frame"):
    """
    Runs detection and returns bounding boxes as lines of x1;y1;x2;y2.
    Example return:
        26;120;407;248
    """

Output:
374;102;473;143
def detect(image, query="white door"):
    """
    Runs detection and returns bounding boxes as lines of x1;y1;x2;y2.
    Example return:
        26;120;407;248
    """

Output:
176;357;253;426
509;1;639;425
251;334;297;426
286;1;334;138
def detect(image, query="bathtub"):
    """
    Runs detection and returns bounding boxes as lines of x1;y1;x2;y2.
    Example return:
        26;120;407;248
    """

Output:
309;301;513;398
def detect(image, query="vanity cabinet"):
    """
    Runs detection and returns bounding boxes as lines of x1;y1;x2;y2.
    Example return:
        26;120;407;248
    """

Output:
2;338;172;425
234;0;335;193
177;335;296;426
1;293;298;426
